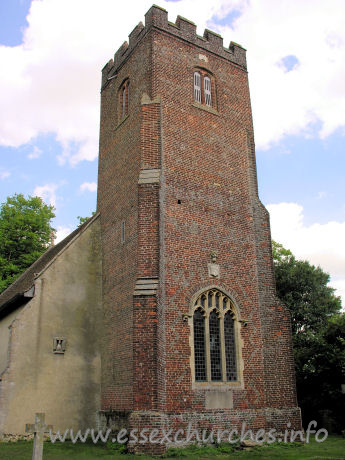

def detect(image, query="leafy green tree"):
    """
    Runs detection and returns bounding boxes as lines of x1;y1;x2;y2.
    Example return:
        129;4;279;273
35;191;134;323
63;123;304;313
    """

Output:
272;241;344;431
77;212;95;226
272;241;341;336
272;240;294;264
293;312;345;433
0;194;55;293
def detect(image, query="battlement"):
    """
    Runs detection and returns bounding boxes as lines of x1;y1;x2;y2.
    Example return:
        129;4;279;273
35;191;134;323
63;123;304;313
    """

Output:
102;5;246;88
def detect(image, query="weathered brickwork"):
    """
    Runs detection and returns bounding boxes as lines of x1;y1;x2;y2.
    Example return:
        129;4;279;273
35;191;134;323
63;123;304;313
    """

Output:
97;30;151;411
97;5;301;453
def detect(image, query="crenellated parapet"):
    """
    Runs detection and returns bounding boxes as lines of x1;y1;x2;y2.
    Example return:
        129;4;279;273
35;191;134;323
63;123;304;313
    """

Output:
102;5;246;89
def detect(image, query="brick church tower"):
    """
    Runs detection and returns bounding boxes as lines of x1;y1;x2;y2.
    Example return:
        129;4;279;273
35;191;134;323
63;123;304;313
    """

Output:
97;5;301;451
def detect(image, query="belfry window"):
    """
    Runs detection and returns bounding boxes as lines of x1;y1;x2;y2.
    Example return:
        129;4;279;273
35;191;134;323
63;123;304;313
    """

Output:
192;289;238;383
119;79;130;119
193;70;214;108
194;72;201;103
204;76;212;106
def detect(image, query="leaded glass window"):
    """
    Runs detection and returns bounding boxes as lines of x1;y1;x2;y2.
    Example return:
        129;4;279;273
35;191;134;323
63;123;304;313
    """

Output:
224;311;237;381
192;288;238;383
193;309;206;381
209;311;222;381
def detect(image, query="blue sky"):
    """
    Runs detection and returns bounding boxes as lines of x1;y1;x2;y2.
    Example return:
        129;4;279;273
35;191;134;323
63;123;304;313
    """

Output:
0;0;344;304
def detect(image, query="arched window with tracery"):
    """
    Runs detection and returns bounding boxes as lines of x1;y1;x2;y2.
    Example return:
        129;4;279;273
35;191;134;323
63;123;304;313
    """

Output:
192;288;238;383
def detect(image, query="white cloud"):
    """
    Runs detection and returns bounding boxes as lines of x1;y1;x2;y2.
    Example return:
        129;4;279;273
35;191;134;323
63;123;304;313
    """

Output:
55;225;72;244
267;202;345;306
0;0;213;165
212;0;345;148
28;145;42;159
33;182;59;207
80;182;97;193
329;279;345;305
0;171;10;179
0;0;344;159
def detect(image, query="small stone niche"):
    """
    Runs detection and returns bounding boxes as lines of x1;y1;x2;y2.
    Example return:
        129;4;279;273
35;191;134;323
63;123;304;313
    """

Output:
53;337;66;354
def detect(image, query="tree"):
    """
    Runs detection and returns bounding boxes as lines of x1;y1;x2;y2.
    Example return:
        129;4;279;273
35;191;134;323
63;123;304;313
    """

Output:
77;212;95;226
273;241;341;337
0;194;55;293
272;241;344;432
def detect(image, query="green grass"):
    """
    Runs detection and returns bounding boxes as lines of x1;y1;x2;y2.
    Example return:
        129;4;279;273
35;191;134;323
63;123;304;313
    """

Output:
0;435;344;459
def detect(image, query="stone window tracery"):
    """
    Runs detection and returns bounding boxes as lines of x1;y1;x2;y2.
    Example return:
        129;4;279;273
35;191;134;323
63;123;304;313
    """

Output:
192;288;238;383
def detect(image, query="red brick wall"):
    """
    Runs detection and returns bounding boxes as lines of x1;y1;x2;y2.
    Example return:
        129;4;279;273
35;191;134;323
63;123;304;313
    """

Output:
97;5;301;450
133;100;161;411
152;27;266;413
97;30;153;411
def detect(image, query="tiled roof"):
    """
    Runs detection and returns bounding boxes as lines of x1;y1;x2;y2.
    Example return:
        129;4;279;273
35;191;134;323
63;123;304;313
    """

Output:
0;216;97;315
